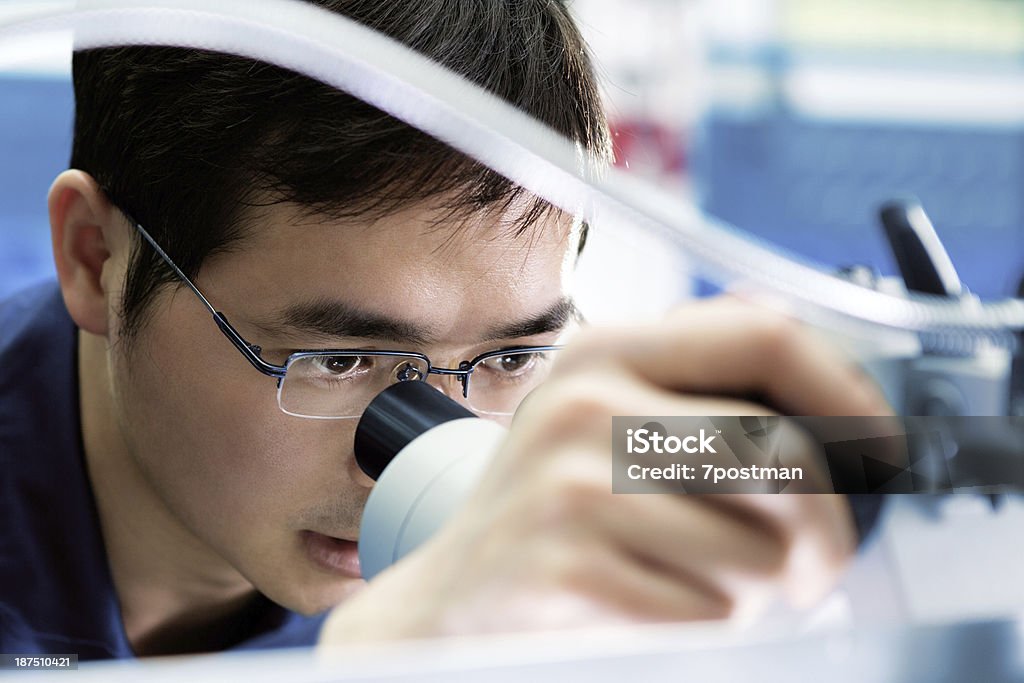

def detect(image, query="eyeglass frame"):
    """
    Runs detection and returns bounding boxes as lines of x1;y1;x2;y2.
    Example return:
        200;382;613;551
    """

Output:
126;216;565;415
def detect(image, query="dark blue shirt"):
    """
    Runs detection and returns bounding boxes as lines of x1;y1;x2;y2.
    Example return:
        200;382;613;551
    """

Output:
0;281;328;659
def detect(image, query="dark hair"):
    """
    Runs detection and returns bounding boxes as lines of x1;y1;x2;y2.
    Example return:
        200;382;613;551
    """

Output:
70;0;611;349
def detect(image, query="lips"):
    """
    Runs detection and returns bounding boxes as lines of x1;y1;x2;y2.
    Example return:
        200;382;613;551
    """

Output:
301;530;362;578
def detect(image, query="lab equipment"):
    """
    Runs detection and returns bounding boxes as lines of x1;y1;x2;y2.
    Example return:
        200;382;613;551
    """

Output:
354;381;507;579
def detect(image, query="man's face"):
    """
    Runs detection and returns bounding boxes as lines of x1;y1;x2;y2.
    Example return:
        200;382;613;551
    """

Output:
107;199;579;614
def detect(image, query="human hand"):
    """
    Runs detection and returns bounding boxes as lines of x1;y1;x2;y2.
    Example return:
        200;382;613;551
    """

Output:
318;298;891;643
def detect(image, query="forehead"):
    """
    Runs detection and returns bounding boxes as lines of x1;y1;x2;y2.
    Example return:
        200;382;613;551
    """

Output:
197;197;580;345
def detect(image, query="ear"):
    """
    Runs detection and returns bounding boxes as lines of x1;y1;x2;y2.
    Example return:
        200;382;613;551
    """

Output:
48;170;123;337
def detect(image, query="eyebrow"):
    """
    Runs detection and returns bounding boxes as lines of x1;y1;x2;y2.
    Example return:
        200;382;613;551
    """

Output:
251;296;580;346
481;297;581;342
253;299;434;346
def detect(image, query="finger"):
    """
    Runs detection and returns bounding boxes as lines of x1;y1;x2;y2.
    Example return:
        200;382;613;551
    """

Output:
506;366;775;470
554;298;892;417
526;439;816;620
699;493;857;606
559;541;734;623
595;491;790;614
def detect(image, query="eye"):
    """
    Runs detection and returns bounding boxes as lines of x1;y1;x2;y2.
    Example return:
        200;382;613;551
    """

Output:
315;355;369;377
481;352;540;377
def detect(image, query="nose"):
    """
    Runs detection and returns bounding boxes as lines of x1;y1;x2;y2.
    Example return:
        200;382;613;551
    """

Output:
422;373;514;427
424;372;473;409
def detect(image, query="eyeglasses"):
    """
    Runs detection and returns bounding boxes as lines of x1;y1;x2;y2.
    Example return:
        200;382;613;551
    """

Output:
129;219;565;419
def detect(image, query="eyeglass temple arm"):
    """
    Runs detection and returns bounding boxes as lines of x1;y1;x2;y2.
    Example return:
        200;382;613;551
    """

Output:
212;314;287;379
131;220;287;380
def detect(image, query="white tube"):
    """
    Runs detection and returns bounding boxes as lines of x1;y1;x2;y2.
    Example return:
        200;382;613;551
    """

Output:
358;418;507;579
0;0;1021;345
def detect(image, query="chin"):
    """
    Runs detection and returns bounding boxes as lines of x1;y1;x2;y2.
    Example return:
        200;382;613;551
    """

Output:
272;575;368;616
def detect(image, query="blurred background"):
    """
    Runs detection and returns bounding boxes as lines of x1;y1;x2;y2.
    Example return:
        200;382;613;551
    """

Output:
1;0;1023;308
573;0;1024;307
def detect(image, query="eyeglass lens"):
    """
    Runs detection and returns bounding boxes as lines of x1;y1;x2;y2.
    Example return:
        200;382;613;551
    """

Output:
277;349;558;419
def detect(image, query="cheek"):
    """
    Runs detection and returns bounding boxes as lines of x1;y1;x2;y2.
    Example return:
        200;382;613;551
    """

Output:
113;319;361;539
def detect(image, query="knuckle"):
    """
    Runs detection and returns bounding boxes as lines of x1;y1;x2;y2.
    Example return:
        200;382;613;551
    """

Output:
749;535;792;581
542;541;599;593
552;386;618;427
520;379;619;444
699;593;736;621
551;327;606;371
847;366;893;415
751;311;804;360
550;325;636;378
567;324;626;355
534;468;609;527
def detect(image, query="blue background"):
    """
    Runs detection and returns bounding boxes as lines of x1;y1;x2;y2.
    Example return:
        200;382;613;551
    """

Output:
0;75;73;298
0;71;1021;301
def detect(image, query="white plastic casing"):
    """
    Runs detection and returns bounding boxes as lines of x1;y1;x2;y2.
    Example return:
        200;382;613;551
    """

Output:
358;417;507;579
